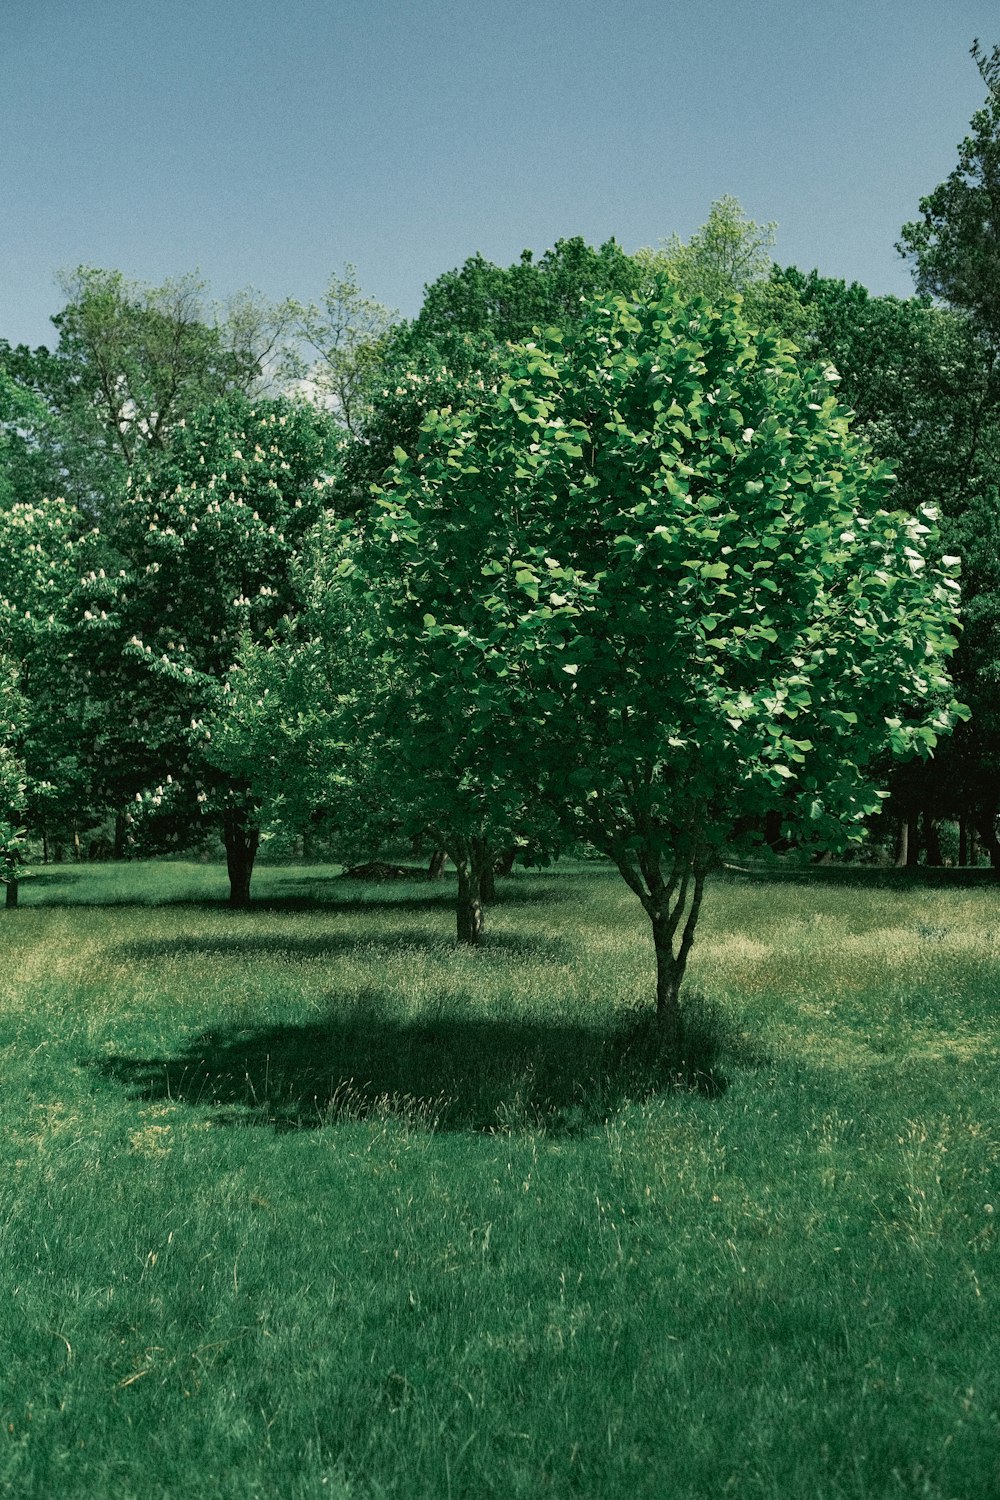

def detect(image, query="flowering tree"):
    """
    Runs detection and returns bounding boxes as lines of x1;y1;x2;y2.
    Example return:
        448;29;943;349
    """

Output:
74;393;338;903
0;658;27;907
373;285;964;1040
0;496;101;860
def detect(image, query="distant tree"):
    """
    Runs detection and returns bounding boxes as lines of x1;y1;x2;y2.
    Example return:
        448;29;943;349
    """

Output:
73;394;338;904
899;40;1000;344
896;41;1000;861
634;195;776;301
374;285;963;1042
0;269;295;520
284;267;397;438
0;496;100;860
0;657;28;907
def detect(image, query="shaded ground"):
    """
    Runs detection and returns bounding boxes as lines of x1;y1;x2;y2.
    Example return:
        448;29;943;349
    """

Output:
94;996;730;1134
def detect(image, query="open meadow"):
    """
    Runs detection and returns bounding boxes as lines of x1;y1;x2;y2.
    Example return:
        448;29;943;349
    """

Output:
0;859;998;1499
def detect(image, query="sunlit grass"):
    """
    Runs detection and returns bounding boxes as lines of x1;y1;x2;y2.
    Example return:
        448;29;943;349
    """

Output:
0;859;997;1497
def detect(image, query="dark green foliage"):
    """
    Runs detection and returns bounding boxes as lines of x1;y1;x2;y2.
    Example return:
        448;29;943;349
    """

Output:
337;237;639;513
899;40;1000;341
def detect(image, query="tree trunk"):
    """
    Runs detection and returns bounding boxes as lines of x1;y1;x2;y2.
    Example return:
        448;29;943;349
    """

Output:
5;878;18;910
113;812;127;860
974;807;1000;873
454;838;491;945
72;824;82;862
480;855;497;906
906;817;920;866
652;922;683;1055
41;829;48;866
959;818;968;867
923;813;943;867
427;849;446;881
496;845;518;878
223;809;260;908
894;818;909;868
456;860;484;945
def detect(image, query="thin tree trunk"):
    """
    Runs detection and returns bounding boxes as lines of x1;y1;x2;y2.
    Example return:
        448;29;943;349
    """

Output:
41;829;48;866
924;812;943;867
427;849;446;881
72;824;82;862
959;818;968;867
5;878;17;910
223;809;260;908
113;812;127;860
894;818;909;868
906;817;920;867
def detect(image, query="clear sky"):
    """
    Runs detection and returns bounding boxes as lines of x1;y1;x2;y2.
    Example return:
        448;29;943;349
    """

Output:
2;0;997;348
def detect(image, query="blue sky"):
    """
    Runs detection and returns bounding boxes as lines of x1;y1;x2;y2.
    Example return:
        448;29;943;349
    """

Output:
2;0;997;347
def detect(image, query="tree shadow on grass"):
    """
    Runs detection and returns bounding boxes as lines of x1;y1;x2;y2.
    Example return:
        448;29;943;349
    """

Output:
26;887;573;916
268;874;576;908
723;862;999;890
24;869;89;888
113;928;572;965
92;991;731;1135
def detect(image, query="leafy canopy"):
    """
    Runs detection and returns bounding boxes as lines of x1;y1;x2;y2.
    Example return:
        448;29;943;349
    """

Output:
373;282;964;1011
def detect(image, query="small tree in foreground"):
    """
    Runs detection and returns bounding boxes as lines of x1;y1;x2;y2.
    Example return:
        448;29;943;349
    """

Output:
377;286;965;1043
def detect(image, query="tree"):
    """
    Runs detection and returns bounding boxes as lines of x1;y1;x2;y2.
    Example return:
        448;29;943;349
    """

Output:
284;267;397;439
375;285;963;1042
760;270;1000;859
335;238;640;515
73;393;338;904
896;43;1000;860
409;237;636;346
634;196;776;303
0;658;28;907
0;495;101;861
1;269;295;521
899;41;1000;343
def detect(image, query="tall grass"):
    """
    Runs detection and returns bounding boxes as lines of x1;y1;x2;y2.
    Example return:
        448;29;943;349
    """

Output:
0;860;997;1497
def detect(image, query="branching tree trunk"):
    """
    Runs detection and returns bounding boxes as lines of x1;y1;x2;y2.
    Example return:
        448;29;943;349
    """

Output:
610;829;710;1055
223;807;260;908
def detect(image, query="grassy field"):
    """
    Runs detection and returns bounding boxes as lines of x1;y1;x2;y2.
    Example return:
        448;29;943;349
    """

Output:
0;858;997;1499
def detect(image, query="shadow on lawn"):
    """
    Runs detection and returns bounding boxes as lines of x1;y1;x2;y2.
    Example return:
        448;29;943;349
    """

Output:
27;881;575;915
723;861;999;889
113;927;572;964
93;992;730;1135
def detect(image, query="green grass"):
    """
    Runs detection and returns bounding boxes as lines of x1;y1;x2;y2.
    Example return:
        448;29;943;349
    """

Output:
1;858;998;1498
